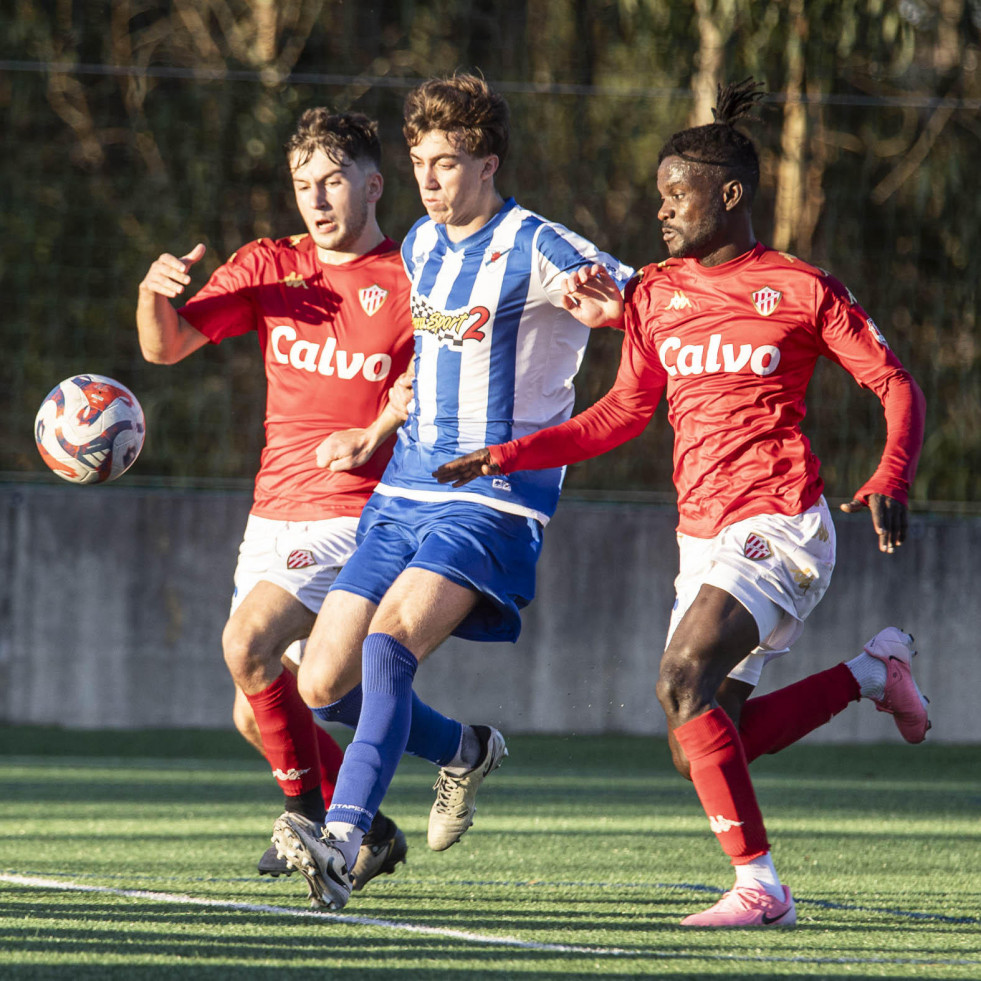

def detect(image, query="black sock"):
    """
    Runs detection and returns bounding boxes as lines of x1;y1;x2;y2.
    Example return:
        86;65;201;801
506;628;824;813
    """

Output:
283;787;326;824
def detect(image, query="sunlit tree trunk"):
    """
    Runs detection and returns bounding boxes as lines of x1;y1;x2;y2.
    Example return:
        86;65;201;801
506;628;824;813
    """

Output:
772;0;807;252
690;0;738;126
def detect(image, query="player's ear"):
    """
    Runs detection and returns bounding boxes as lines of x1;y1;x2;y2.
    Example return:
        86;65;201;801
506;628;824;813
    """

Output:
722;179;744;211
480;154;500;182
366;170;384;204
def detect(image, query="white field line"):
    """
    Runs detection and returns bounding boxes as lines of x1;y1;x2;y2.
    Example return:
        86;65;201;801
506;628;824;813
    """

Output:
1;872;978;968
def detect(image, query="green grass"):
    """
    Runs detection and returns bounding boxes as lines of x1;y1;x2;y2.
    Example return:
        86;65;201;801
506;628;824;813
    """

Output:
0;728;978;980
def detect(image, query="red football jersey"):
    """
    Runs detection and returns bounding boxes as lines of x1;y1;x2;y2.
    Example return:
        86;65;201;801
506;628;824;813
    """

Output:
491;244;924;538
180;235;413;520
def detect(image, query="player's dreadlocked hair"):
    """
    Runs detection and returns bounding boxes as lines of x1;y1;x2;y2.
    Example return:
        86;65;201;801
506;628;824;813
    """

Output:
658;77;765;200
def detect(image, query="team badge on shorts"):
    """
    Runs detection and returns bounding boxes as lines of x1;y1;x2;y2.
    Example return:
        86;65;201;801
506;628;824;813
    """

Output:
286;548;316;570
743;533;772;561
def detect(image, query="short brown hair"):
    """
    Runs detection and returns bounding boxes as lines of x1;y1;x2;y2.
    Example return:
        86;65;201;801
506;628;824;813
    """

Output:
403;73;510;164
286;109;382;169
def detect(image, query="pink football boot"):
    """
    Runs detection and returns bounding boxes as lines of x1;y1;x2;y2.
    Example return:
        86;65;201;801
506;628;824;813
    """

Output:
681;884;796;928
863;628;930;743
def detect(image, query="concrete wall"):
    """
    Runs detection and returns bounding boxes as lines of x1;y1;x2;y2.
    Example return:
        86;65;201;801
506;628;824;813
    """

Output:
1;484;978;742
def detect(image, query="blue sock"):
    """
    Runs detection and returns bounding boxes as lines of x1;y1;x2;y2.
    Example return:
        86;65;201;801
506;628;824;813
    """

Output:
408;694;462;767
313;686;461;767
312;687;362;727
326;633;417;832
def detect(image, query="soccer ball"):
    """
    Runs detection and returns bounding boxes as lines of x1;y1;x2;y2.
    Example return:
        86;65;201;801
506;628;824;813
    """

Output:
34;374;146;484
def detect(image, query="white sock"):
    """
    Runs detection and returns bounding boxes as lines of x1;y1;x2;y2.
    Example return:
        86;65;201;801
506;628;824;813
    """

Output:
846;651;887;700
323;821;364;868
441;724;481;776
734;853;784;900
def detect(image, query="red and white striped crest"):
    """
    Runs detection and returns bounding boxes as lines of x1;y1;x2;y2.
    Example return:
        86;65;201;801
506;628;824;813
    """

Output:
743;533;772;561
751;286;782;317
286;549;316;570
359;284;388;317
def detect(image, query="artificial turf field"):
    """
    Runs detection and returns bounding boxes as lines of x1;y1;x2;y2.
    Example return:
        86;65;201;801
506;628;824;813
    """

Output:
0;727;977;980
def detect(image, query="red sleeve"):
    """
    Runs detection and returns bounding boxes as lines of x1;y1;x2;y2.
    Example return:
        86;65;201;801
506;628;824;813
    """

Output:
850;372;925;506
178;240;266;343
490;295;666;474
816;276;925;505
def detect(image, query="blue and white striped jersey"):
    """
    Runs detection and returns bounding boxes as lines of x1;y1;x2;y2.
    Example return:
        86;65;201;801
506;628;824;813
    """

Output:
375;198;633;525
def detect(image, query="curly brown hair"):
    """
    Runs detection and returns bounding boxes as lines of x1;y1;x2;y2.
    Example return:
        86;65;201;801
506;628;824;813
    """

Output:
286;109;382;170
403;73;510;163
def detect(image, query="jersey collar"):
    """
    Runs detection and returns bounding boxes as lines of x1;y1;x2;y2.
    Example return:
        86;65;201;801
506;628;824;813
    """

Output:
434;197;518;252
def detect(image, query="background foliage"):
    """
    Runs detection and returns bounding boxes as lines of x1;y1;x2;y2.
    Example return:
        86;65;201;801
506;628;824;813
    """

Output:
2;0;978;503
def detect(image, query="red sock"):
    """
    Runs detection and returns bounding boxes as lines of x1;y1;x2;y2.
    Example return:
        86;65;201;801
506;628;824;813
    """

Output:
673;707;769;864
313;724;344;809
739;663;860;763
245;668;322;801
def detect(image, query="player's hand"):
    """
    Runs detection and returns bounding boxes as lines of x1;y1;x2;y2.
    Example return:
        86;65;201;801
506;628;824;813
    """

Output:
388;371;414;421
840;492;908;553
559;264;624;328
432;448;500;487
316;429;374;472
139;243;206;299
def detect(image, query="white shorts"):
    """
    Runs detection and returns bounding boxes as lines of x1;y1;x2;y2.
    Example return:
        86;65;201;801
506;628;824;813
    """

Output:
665;498;836;687
230;513;360;665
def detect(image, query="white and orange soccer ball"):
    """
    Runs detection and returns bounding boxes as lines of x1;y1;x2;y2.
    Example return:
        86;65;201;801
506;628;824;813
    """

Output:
34;374;146;484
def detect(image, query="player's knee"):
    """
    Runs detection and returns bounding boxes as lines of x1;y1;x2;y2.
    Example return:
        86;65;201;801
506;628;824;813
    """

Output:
221;620;266;684
655;675;681;719
656;656;708;724
298;637;361;707
295;655;326;707
298;667;356;709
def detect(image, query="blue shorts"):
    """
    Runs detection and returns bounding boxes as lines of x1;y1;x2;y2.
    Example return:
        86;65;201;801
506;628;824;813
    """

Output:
330;493;544;642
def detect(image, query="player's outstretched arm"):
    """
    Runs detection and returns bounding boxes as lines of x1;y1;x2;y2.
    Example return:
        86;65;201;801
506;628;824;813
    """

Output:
316;401;407;473
839;493;909;554
433;448;500;487
559;264;625;328
137;243;209;364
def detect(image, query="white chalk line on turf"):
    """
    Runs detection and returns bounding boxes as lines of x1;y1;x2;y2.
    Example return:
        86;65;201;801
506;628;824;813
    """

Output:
18;866;975;927
1;873;979;969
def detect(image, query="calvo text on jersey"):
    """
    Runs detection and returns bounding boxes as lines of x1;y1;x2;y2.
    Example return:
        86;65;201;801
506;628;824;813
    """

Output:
658;333;781;378
270;325;394;381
